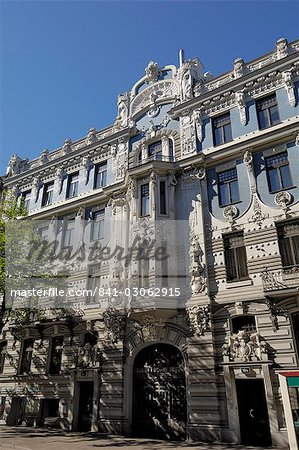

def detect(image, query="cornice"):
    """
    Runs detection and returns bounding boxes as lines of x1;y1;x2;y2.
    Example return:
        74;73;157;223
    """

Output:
169;51;299;118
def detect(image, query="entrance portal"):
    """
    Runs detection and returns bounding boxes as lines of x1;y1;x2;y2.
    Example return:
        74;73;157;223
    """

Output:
132;343;186;440
77;381;94;432
236;379;272;446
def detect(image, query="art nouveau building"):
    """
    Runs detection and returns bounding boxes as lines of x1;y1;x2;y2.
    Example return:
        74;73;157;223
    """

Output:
0;37;299;448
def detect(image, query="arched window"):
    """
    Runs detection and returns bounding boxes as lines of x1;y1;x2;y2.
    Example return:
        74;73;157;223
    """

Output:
231;315;256;333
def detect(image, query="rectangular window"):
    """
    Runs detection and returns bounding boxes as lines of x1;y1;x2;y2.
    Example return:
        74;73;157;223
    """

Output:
91;209;105;241
63;218;75;247
87;264;102;303
94;162;107;188
140;183;150;216
159;181;167;215
148;141;162;160
0;341;7;374
265;152;293;193
223;232;248;281
139;256;149;288
66;173;79;198
277;221;299;268
48;336;63;375
19;339;34;375
42;182;54;206
212;113;232;146
22;191;31;210
218;168;240;206
256;94;280;129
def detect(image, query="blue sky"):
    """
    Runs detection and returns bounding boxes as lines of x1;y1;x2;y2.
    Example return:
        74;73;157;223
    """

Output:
1;1;298;173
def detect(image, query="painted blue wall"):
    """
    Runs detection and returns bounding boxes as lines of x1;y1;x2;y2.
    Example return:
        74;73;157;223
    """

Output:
207;158;251;220
254;140;299;208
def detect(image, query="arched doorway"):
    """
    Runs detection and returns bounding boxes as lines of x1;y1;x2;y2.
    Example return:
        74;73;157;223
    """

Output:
132;343;187;440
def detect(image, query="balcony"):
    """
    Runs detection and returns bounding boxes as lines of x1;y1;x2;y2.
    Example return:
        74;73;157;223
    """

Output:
130;154;175;169
261;267;299;298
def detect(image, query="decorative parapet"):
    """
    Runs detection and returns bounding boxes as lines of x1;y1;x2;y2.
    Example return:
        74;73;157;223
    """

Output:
222;330;268;362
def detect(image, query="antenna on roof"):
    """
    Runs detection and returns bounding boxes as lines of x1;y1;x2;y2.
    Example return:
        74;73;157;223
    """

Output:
179;49;185;67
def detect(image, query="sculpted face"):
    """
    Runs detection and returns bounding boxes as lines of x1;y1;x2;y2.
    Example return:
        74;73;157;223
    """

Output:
182;69;192;99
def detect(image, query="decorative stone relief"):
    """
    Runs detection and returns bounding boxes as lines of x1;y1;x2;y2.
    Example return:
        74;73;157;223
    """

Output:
243;149;253;171
77;343;102;368
114;92;130;129
140;314;160;340
193;109;203;142
76;206;84;218
186;305;210;336
39;149;49;165
282;71;296;107
130;80;178;118
108;195;127;215
265;297;288;331
223;205;238;224
126;178;136;200
102;307;127;344
233;58;246;78
7;154;29;176
147;92;160;117
86;128;97;145
180;111;196;156
177;58;204;101
235;91;247;125
250;196;267;226
82;156;90;183
190;235;206;294
62;138;72;155
296;132;299;147
275;191;292;216
55;167;64;194
276;38;289;59
222;330;267;362
32;177;40;202
145;61;160;83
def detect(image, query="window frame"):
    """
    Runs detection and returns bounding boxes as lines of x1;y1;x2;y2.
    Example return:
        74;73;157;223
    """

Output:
217;167;240;207
66;172;79;199
265;151;294;193
19;338;34;375
48;336;64;375
159;180;167;215
42;181;54;207
90;209;105;241
223;231;249;282
148;140;162;161
62;217;75;248
212;112;233;147
94;162;107;189
256;93;280;130
277;220;299;269
140;183;150;217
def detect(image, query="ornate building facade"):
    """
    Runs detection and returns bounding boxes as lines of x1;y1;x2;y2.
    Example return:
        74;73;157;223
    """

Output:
0;37;299;448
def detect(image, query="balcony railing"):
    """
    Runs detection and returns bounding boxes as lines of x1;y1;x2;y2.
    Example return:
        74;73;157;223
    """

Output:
130;154;175;168
261;267;299;292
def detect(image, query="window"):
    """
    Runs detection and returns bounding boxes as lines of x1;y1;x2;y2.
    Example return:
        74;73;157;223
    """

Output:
256;94;280;129
63;218;75;247
22;191;31;210
19;339;34;375
140;183;150;216
265;152;293;193
212;113;232;146
169;139;174;162
218;168;240;206
48;336;63;375
223;232;248;281
0;341;7;374
277;221;299;268
42;182;54;206
66;172;79;198
91;209;105;241
148;141;162;161
87;264;102;303
94;162;107;188
232;316;256;333
292;312;299;358
138;255;149;288
159;181;167;215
